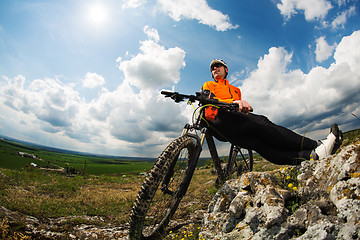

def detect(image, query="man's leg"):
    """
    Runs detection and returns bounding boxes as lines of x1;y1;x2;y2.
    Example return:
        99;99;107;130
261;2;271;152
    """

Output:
216;110;318;151
227;134;312;165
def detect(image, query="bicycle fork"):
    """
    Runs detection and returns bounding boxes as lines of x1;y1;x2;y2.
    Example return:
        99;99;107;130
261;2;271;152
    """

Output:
182;123;226;184
161;124;207;198
179;125;207;197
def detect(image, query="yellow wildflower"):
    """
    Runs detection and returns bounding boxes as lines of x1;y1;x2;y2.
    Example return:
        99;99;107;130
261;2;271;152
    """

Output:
293;186;298;191
288;183;293;188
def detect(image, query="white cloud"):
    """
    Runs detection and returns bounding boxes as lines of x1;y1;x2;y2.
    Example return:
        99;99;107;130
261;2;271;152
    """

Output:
157;0;238;31
0;75;88;149
335;0;348;7
118;26;186;89
333;30;360;73
331;5;356;29
240;30;360;137
315;36;337;62
2;76;81;128
144;25;160;42
82;72;105;88
277;0;332;21
122;0;147;9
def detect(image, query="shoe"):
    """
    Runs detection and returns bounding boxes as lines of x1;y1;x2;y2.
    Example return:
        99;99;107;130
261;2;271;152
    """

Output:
314;123;341;159
332;129;343;154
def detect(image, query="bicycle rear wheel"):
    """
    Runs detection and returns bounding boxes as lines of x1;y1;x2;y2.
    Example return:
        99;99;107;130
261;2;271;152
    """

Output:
129;135;196;240
226;146;253;178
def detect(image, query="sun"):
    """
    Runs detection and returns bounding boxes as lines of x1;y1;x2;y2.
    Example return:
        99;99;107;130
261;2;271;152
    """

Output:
86;2;109;28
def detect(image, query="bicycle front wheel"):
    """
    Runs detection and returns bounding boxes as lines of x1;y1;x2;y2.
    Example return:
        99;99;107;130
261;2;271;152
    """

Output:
129;135;196;240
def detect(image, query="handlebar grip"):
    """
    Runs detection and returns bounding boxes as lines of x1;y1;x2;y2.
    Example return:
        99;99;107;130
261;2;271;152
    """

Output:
160;90;187;103
161;90;175;96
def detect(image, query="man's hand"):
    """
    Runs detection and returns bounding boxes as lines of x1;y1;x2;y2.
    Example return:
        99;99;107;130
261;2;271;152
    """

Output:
233;100;252;114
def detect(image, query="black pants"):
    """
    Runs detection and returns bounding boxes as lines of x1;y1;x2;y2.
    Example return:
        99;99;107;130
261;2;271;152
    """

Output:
210;109;318;165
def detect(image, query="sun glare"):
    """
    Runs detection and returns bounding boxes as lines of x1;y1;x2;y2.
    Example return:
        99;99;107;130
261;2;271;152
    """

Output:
86;2;109;28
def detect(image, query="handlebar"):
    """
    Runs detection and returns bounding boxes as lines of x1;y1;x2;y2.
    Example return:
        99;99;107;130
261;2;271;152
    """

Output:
161;90;252;113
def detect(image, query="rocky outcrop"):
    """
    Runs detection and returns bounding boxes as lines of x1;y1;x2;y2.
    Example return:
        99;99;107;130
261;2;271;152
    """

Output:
199;140;360;240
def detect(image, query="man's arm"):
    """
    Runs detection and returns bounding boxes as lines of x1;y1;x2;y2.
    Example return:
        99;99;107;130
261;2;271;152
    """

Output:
233;100;252;114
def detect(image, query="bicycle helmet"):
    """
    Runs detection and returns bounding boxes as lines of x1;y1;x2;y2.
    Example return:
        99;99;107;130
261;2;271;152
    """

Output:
210;59;228;71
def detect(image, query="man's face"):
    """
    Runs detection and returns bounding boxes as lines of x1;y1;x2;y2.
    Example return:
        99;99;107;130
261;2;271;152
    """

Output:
211;63;228;79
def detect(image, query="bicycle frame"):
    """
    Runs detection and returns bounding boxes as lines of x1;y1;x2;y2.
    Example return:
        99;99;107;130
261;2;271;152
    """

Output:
179;107;227;186
161;90;252;185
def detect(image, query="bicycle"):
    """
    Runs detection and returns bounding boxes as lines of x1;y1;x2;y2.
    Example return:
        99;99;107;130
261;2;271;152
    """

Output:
129;91;254;240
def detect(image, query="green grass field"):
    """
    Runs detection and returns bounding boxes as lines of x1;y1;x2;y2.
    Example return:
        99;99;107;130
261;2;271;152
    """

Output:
0;138;154;175
2;127;360;175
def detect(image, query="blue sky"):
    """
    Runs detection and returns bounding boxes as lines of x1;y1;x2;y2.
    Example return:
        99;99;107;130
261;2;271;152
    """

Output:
1;0;360;157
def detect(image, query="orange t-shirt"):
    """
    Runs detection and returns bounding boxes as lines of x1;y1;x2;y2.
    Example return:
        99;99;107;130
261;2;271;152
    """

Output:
201;79;241;121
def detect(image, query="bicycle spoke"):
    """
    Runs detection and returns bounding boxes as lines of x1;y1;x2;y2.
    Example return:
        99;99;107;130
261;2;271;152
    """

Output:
226;147;254;179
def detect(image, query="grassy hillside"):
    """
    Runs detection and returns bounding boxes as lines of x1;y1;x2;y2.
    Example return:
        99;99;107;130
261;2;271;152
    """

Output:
0;138;154;175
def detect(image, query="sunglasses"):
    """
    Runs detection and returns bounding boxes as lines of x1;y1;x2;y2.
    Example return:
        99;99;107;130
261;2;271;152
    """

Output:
211;63;224;70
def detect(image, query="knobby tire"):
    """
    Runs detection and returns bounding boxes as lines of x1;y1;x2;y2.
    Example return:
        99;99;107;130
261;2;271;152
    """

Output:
129;135;196;240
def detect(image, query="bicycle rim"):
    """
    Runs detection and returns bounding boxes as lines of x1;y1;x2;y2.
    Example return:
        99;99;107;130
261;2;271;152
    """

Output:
129;135;195;240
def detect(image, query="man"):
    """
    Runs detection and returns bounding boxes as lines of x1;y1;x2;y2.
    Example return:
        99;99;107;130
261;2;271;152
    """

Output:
201;59;342;165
